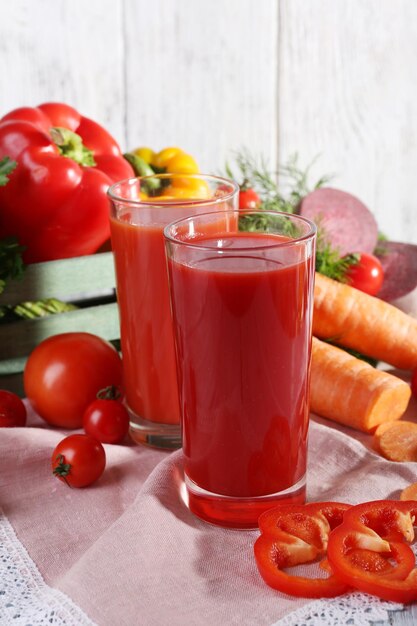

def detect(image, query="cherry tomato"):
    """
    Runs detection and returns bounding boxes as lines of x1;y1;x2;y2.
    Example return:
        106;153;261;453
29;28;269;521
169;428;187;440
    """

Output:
0;390;27;427
239;187;261;210
52;434;106;488
83;386;129;444
24;332;123;429
345;253;384;296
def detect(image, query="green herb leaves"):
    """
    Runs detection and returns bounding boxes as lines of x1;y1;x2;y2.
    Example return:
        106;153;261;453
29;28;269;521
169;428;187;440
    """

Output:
0;157;17;186
225;150;333;214
315;229;359;282
226;150;360;281
0;237;25;294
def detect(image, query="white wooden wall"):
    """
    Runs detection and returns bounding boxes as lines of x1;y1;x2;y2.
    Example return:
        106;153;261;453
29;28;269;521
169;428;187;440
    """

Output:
1;0;417;243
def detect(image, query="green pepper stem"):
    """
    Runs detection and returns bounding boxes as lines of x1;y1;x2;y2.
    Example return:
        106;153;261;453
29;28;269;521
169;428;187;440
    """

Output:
50;127;96;167
123;153;161;191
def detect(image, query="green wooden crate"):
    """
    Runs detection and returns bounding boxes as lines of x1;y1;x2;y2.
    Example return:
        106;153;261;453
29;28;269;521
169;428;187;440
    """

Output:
0;252;120;396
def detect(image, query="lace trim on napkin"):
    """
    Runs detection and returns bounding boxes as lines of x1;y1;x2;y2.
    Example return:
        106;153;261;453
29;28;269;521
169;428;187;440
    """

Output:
271;543;417;626
271;592;403;626
0;509;96;626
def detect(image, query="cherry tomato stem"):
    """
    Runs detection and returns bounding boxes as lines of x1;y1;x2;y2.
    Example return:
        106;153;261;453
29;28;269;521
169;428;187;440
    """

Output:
96;385;121;401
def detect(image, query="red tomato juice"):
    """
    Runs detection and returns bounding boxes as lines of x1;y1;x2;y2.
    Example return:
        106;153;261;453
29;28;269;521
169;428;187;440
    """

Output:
110;216;180;425
167;232;314;525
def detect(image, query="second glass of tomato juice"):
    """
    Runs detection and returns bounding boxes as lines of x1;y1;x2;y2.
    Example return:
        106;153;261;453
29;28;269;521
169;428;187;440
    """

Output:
107;174;239;449
164;210;316;527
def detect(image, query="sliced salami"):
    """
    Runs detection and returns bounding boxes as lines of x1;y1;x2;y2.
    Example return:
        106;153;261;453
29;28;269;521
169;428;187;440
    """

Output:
376;241;417;302
299;187;378;256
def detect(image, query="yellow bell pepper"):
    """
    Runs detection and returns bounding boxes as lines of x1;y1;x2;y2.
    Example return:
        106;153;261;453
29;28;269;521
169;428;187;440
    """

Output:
151;147;182;169
163;176;210;200
132;146;155;165
128;145;202;199
151;147;199;175
164;152;199;175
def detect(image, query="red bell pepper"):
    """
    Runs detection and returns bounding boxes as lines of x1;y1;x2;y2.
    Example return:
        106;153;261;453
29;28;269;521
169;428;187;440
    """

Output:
0;102;134;263
254;502;352;598
327;500;417;604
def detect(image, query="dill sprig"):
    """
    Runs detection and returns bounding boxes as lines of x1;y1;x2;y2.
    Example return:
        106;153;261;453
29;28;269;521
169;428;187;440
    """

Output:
278;153;333;208
225;149;359;281
238;212;301;238
225;150;292;212
315;229;359;281
225;149;333;214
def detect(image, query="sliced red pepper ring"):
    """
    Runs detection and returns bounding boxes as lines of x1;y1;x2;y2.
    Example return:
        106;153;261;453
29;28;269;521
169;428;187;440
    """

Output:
320;549;403;577
254;502;352;598
327;500;417;604
258;502;350;546
343;499;417;544
343;546;413;577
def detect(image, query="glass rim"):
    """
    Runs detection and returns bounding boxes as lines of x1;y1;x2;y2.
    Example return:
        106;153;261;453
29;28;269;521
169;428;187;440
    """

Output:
164;210;317;252
107;173;239;207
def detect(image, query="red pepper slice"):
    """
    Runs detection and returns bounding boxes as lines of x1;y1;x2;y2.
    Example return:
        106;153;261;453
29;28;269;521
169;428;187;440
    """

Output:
327;500;417;604
254;502;352;598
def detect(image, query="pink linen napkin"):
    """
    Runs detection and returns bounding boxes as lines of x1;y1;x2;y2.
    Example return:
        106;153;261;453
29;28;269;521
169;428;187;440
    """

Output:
1;399;417;625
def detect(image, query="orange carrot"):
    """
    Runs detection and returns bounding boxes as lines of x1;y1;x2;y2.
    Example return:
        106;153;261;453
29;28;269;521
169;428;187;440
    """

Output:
313;273;417;370
372;420;397;452
310;337;411;432
400;482;417;501
373;420;417;461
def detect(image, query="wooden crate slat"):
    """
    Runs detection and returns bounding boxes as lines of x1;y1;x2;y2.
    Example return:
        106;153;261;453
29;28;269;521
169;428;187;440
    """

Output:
0;302;120;361
0;252;116;306
0;251;121;398
0;356;26;375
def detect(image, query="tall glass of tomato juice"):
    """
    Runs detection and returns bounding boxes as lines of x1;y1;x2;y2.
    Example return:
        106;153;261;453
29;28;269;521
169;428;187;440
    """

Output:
164;210;316;527
108;174;239;449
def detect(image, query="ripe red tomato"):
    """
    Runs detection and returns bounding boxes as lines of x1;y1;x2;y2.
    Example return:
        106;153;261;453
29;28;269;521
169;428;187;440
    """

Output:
239;187;261;210
345;253;384;296
0;390;27;427
24;332;123;429
83;386;129;444
52;434;106;488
